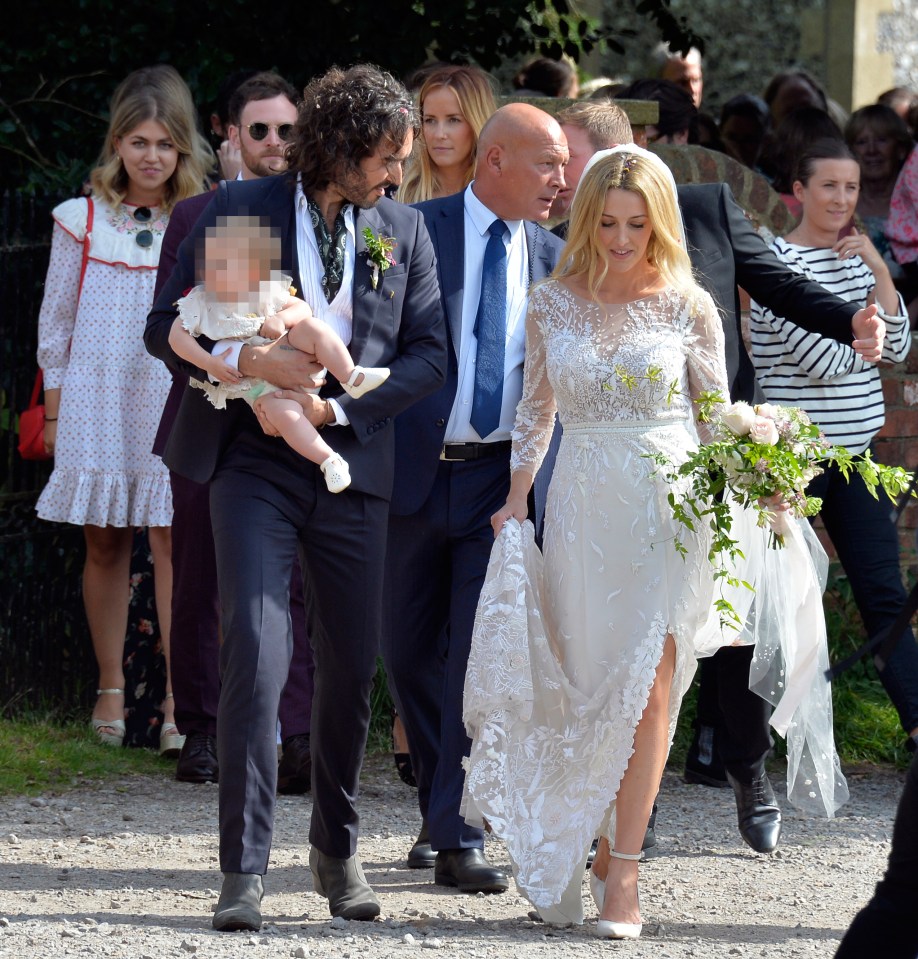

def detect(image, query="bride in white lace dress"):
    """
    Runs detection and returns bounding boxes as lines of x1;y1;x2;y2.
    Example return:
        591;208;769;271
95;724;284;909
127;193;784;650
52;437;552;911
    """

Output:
462;149;844;937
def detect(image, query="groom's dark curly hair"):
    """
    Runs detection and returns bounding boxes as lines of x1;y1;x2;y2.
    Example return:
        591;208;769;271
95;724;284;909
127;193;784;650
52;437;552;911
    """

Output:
287;64;419;192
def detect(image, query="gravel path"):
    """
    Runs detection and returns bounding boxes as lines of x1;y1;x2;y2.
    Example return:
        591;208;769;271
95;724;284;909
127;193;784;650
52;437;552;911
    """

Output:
0;756;903;958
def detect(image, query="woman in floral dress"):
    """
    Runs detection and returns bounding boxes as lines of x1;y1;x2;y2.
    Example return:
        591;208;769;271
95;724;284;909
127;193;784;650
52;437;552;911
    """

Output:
36;65;213;749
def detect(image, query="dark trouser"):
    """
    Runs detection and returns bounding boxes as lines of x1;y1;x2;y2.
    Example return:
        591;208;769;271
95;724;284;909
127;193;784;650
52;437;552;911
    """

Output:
169;470;314;741
835;757;918;958
695;645;773;783
209;440;386;873
695;457;918;782
383;453;511;851
810;461;918;734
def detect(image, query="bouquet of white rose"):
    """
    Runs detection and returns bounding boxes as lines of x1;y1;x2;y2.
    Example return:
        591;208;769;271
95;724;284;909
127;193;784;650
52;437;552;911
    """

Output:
644;391;914;628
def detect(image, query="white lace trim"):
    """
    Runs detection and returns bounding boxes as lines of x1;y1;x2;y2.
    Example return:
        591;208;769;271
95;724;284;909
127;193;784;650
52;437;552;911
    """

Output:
52;196;166;270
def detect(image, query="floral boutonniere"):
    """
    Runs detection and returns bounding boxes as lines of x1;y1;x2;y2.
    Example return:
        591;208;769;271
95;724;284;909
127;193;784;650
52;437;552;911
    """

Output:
362;227;397;290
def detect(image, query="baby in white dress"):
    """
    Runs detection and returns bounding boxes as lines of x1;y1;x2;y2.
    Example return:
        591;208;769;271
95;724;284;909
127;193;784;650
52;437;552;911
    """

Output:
168;216;389;492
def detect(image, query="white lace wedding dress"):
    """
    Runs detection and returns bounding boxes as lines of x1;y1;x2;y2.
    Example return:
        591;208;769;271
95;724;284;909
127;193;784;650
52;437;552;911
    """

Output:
461;280;847;923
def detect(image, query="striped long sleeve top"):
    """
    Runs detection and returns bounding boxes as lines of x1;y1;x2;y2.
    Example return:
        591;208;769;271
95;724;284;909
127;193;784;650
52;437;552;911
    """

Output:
750;237;911;453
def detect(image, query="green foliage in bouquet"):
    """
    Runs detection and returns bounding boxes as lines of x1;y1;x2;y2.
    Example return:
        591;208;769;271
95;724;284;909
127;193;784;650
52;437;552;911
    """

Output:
612;368;914;629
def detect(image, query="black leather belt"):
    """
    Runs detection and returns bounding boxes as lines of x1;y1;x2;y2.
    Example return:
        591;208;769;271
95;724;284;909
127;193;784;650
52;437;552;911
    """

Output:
439;441;512;462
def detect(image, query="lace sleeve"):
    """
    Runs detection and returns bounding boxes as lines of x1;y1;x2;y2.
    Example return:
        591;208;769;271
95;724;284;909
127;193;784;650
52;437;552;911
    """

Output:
510;284;557;477
685;290;730;444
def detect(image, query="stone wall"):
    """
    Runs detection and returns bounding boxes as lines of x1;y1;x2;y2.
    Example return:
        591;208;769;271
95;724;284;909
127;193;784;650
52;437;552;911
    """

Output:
878;0;918;91
596;0;917;115
599;0;827;115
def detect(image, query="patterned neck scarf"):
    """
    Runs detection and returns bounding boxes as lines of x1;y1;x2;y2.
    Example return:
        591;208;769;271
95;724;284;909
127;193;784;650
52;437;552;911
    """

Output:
306;197;349;303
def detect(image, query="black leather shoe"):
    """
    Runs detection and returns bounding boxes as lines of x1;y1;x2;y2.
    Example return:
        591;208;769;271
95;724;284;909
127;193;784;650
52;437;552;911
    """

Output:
213;872;263;931
175;731;219;784
309;846;380;920
407;820;435;869
684;724;729;787
277;733;311;794
434;848;509;893
584;838;597;869
642;802;658;850
727;771;782;853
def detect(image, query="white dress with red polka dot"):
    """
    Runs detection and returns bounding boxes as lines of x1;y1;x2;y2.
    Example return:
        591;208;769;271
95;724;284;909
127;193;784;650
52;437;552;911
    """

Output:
36;195;172;527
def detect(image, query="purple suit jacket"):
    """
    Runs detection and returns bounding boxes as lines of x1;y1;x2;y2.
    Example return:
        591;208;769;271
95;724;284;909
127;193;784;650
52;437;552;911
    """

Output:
151;190;215;456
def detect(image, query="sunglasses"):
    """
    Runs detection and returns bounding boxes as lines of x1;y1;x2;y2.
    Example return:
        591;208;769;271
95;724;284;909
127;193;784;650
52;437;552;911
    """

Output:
246;123;294;142
133;206;154;249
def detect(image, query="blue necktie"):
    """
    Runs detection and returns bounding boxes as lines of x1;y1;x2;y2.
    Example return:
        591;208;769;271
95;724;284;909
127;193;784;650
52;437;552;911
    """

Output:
471;219;508;439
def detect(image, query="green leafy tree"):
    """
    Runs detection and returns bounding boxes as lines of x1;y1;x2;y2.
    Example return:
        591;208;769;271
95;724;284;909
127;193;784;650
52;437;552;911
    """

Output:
0;0;702;196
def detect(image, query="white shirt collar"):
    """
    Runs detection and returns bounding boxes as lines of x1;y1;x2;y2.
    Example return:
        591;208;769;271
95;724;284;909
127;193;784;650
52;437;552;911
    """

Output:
464;183;524;241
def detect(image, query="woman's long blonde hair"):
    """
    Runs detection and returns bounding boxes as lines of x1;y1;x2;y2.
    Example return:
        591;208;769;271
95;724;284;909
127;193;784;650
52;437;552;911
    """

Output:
397;65;497;204
555;151;698;301
91;65;214;212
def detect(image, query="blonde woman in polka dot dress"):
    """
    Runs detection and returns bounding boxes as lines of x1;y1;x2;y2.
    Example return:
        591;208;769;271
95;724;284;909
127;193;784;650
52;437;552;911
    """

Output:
36;66;213;749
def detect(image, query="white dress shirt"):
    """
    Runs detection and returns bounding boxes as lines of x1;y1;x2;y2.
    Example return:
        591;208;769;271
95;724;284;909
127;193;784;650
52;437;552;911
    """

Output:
446;184;529;443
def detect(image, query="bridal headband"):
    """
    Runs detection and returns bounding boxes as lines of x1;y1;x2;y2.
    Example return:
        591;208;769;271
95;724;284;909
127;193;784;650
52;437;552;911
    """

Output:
573;143;687;246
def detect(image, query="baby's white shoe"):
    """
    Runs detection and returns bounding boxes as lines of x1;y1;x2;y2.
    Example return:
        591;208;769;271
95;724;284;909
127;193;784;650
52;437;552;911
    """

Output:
320;453;351;493
341;366;390;399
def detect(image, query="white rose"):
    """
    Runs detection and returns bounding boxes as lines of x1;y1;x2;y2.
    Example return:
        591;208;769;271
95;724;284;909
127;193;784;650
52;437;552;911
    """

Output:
722;449;746;481
749;416;779;446
754;403;779;420
721;402;755;436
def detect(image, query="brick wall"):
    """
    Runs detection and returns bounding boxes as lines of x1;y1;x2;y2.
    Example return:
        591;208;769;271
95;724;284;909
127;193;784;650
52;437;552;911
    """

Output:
875;339;918;572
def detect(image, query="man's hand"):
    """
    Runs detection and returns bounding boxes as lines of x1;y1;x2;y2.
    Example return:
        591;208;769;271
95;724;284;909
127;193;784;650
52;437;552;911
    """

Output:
851;303;886;363
239;332;324;389
216;140;242;181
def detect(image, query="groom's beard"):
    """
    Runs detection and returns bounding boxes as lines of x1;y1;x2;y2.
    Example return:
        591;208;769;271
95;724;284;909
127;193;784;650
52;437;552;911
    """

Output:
336;167;391;210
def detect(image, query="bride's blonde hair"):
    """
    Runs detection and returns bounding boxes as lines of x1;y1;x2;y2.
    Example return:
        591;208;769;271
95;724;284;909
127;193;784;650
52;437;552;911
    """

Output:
555;152;698;301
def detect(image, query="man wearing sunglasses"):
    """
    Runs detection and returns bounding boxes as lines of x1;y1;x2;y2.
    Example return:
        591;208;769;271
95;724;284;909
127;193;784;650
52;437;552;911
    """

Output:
147;63;446;931
226;73;299;180
152;71;314;796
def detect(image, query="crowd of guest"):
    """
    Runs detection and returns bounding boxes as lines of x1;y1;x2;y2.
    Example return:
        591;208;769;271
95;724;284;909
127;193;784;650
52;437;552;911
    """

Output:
28;43;918;954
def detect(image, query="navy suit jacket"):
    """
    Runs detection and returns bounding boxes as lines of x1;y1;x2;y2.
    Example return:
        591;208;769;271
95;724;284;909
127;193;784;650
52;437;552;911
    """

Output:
145;173;447;501
389;190;564;516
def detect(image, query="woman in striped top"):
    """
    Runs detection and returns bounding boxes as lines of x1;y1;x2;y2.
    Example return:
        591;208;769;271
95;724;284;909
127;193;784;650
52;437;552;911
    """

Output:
750;138;917;749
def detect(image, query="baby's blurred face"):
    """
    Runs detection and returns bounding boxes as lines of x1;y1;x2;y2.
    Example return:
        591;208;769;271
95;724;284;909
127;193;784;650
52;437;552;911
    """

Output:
202;219;280;306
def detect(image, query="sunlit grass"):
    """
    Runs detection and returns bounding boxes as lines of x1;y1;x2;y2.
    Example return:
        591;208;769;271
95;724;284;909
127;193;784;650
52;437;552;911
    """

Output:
0;717;170;796
2;569;910;799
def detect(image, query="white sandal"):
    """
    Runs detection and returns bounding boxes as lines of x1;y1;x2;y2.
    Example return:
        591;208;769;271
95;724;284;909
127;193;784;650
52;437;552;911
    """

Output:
595;849;642;940
320;453;351;493
159;692;186;759
91;688;126;747
341;366;390;399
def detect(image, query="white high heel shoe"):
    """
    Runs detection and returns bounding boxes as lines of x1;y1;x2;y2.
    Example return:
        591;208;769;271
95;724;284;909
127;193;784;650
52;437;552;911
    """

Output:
90;688;126;747
159;693;185;759
341;366;390;399
595;849;642;940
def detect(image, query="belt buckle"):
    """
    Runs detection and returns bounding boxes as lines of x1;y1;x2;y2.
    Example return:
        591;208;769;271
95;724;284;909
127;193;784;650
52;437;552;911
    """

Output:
440;444;467;462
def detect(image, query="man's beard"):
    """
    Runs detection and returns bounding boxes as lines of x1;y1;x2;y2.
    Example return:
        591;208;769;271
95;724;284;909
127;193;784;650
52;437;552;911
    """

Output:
335;166;389;209
243;147;287;179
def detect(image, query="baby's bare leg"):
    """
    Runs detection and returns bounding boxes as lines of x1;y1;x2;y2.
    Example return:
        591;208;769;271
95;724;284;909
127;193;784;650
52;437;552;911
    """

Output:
258;395;336;467
286;317;355;384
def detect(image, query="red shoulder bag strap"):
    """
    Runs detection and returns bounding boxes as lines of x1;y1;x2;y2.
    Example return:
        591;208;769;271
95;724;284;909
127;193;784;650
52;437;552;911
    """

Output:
78;197;94;297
